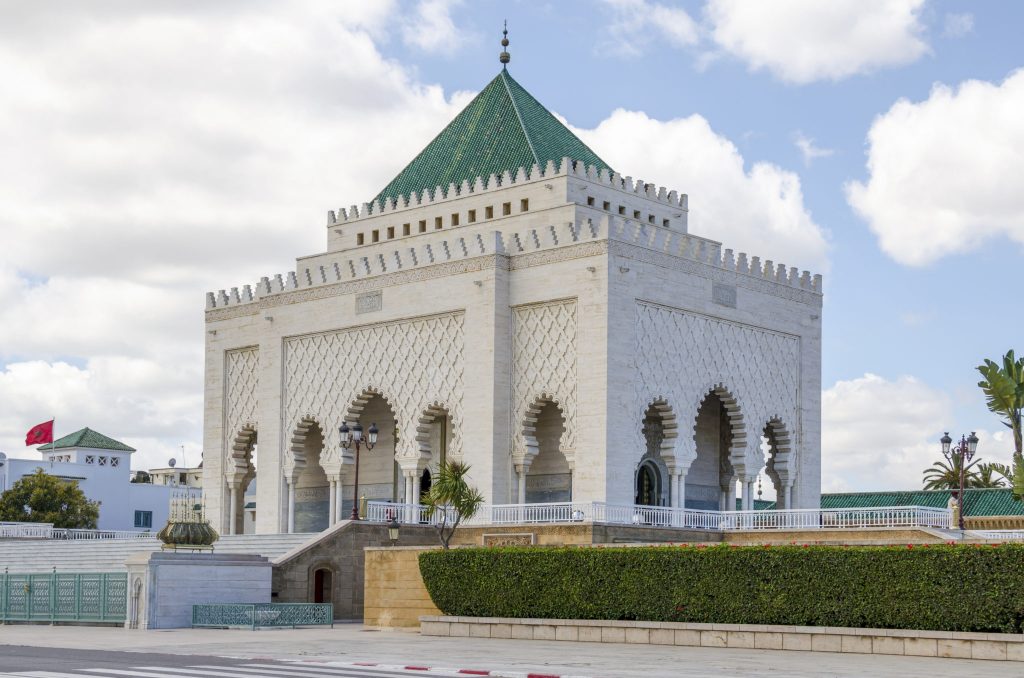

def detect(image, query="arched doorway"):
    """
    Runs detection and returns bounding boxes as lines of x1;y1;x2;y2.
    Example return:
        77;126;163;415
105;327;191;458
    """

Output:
419;468;432;500
313;567;332;605
292;420;329;532
687;390;739;511
343;392;400;517
525;400;571;503
227;426;257;535
635;460;661;506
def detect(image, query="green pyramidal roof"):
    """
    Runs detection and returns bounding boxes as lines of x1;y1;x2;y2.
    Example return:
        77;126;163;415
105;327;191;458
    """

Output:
373;70;611;206
39;427;136;452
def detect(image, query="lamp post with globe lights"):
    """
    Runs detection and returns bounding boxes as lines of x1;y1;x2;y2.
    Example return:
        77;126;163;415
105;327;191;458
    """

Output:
940;431;979;531
339;421;378;520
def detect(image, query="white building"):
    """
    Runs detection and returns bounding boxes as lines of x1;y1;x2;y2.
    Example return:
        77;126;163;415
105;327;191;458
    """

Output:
0;428;177;532
203;55;822;535
148;463;203;488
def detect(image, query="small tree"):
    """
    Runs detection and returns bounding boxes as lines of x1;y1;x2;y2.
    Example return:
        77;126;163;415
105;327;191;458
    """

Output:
977;350;1024;499
421;460;484;550
0;469;100;528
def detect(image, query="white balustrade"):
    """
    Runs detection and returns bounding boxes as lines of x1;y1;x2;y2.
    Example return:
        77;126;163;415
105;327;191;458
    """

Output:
363;502;952;532
0;522;154;540
972;530;1024;540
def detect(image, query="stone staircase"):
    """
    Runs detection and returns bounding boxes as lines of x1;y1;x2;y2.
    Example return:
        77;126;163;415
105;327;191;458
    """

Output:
0;533;315;573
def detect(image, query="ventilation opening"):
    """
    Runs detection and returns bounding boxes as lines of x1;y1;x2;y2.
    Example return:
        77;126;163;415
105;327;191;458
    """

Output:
468;209;477;223
662;218;670;228
386;226;395;239
602;201;610;211
618;205;625;215
371;230;380;243
647;215;655;224
451;213;460;226
356;233;365;246
419;220;427;233
586;196;595;207
520;199;529;212
402;223;411;236
633;210;641;219
435;216;443;230
485;206;494;219
502;202;511;216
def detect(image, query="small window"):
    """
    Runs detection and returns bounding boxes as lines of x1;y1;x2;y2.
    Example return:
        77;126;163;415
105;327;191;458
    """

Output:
402;223;411;236
134;510;153;529
356;233;365;245
648;214;655;224
85;455;95;464
451;213;459;226
485;206;494;219
180;472;187;483
111;457;120;467
502;202;511;216
633;210;641;219
371;230;380;243
98;456;107;466
663;218;670;228
435;216;443;230
48;456;54;462
468;209;476;223
520;199;529;212
618;205;625;215
602;201;610;211
386;226;395;239
418;220;427;233
586;197;595;207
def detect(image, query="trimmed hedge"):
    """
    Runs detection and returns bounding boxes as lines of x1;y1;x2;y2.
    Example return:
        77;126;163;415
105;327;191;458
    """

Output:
419;544;1024;633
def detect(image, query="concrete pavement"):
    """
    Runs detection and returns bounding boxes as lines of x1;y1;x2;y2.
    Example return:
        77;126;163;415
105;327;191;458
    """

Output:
0;624;1020;678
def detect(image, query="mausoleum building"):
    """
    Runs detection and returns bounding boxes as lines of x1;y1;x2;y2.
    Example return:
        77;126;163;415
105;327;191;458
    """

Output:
202;54;823;535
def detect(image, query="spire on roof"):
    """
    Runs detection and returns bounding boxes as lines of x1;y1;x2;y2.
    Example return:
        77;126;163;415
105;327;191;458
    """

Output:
499;21;510;68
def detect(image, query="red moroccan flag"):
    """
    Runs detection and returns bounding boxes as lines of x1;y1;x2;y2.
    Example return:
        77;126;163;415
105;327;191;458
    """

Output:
25;420;54;446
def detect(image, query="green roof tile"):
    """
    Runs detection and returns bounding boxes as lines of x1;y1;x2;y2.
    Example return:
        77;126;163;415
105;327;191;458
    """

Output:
820;488;1024;516
38;427;136;453
373;70;611;206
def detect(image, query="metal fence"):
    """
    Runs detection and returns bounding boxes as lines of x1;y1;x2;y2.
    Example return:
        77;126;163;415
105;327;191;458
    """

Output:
972;530;1024;540
0;522;153;540
192;603;334;630
366;500;952;532
0;572;127;623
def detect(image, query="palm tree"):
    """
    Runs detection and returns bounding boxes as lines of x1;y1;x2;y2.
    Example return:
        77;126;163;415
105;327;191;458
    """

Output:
978;350;1024;499
422;460;485;549
922;454;979;490
974;463;1009;488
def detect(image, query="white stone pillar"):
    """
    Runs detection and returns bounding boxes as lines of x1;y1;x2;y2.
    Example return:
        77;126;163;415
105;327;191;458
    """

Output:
412;472;422;504
328;480;337;527
517;467;527;505
227;486;238;536
746;480;755;511
335;476;345;523
783;484;793;511
675;473;685;510
286;479;296;534
726;481;736;513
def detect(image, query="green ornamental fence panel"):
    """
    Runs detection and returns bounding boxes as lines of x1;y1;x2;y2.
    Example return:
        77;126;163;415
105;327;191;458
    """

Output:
0;572;127;623
192;603;334;629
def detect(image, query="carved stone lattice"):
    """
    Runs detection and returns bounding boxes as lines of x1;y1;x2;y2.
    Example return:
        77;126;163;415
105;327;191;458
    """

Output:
634;302;800;478
284;312;464;473
512;299;578;467
224;347;259;472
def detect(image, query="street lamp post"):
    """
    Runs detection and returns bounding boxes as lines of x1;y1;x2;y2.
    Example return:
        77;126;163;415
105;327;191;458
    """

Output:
940;431;979;531
340;421;379;520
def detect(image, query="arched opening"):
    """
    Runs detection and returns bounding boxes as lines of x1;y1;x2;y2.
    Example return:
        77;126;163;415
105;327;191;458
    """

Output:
525;400;571;503
293;420;329;532
343;392;400;516
762;418;793;509
313;567;333;605
419;468;432;500
635;460;661;506
686;390;739;511
227;426;257;535
416;404;452;468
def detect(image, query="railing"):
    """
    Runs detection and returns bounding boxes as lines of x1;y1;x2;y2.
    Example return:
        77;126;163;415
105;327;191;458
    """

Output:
192;603;333;630
1;571;127;623
0;522;154;540
366;501;951;532
972;530;1024;541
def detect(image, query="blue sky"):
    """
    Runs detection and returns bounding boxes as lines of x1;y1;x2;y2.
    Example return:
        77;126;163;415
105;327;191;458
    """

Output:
0;1;1020;493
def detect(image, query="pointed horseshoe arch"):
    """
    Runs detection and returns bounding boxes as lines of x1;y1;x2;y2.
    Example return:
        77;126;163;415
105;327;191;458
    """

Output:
288;416;323;473
415;402;451;465
692;385;748;471
763;416;794;491
229;425;258;470
520;393;567;467
642;398;679;466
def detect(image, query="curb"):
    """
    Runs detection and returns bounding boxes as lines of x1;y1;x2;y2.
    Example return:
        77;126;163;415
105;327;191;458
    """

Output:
292;658;593;678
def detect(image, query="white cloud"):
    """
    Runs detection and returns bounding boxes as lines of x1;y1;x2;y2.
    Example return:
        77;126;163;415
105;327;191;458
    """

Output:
0;3;472;467
793;132;834;166
943;12;974;38
706;0;929;84
822;373;952;493
601;0;699;57
846;70;1024;266
573;110;829;272
401;0;463;54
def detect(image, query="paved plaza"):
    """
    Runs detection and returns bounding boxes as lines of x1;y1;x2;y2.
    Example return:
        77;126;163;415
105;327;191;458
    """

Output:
0;625;1020;678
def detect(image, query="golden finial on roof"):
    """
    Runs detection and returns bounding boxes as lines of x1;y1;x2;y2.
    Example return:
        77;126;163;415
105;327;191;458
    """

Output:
499;21;510;67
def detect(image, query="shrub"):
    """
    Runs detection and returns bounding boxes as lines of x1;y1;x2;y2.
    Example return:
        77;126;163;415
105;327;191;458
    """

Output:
419;544;1024;633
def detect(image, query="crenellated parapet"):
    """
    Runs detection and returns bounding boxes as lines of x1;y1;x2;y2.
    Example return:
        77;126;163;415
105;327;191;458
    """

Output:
206;212;822;312
326;157;687;226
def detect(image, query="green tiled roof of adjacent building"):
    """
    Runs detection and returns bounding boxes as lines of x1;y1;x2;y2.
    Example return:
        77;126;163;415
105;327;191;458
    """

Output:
373;69;611;206
820;488;1024;517
38;427;136;452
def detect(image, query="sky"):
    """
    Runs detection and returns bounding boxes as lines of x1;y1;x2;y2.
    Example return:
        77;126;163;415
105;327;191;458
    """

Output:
0;0;1021;495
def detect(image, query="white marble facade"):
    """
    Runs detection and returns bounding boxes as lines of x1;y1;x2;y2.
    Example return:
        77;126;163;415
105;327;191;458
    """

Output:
203;160;822;534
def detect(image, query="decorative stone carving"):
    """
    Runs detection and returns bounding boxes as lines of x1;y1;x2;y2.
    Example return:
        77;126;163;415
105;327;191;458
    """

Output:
283;312;465;473
634;301;800;478
512;299;578;468
224;347;259;474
